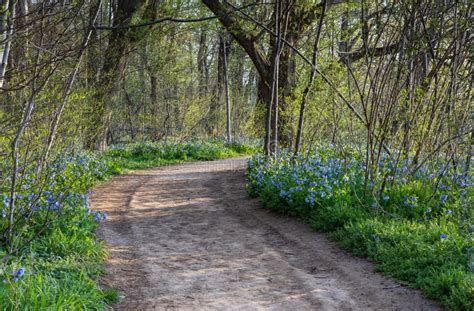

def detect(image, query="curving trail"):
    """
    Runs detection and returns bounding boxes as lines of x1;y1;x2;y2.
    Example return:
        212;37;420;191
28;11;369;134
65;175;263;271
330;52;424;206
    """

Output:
91;158;441;311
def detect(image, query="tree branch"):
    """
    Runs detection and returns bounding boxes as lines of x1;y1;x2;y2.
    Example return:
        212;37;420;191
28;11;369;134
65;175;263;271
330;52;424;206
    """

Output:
93;15;218;30
202;0;271;79
339;42;401;62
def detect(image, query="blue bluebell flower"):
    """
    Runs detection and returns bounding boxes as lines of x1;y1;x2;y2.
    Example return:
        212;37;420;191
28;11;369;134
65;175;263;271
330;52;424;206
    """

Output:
13;267;25;278
440;194;448;205
93;212;102;222
403;195;417;207
2;194;10;206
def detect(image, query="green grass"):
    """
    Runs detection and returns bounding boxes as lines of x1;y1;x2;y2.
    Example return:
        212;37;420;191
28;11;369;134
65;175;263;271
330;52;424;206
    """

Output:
0;139;258;310
327;214;473;310
103;140;258;173
0;205;113;310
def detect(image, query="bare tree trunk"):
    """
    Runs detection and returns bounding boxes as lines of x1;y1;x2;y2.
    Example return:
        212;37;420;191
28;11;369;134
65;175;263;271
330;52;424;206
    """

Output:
259;78;270;154
465;75;474;177
0;0;14;89
197;25;209;96
208;32;230;136
265;0;283;155
222;39;232;143
7;3;43;249
270;0;283;155
87;0;103;85
295;0;327;154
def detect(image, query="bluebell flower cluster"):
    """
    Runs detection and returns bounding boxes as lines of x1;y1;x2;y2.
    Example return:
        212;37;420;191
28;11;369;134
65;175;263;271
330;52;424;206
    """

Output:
248;150;359;211
247;146;472;219
0;152;110;234
12;267;25;282
3;267;25;283
403;195;418;208
88;210;108;222
1;194;11;218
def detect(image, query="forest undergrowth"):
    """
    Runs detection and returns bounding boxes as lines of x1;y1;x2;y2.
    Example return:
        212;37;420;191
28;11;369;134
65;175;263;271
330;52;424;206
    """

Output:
0;139;257;309
247;146;473;311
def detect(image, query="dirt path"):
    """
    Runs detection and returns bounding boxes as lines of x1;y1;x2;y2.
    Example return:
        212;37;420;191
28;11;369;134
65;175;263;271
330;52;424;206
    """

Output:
91;158;441;311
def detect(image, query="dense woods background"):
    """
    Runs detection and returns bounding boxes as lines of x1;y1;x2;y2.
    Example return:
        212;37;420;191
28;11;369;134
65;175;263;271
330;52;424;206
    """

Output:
0;0;472;308
1;0;472;159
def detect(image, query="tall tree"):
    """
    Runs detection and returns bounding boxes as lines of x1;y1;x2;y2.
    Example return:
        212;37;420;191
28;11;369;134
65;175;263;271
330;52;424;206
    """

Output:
202;0;326;151
87;0;161;150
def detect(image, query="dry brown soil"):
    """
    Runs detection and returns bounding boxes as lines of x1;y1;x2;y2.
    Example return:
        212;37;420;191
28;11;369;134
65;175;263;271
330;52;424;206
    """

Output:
91;157;442;311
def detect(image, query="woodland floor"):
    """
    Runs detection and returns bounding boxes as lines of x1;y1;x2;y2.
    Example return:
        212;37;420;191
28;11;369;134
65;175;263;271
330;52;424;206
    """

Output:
91;157;442;311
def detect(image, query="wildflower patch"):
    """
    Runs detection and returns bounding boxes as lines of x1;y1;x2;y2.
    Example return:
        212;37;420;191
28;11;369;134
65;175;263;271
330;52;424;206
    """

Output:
247;149;473;310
